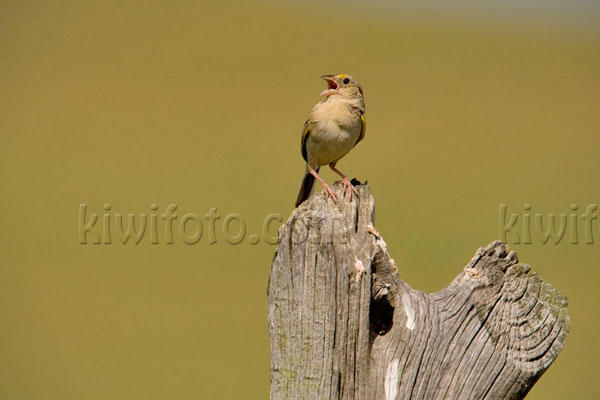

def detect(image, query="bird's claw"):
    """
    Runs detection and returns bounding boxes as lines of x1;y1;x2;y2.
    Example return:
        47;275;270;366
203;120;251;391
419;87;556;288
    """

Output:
322;184;339;204
341;177;358;200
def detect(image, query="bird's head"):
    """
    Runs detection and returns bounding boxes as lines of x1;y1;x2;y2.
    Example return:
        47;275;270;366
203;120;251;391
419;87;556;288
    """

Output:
320;74;363;101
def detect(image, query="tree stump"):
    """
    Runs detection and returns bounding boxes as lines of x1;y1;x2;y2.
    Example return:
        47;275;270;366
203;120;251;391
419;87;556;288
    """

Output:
268;184;569;400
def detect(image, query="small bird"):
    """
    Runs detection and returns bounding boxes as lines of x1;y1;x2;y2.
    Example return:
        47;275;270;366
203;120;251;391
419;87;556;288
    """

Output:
295;74;366;207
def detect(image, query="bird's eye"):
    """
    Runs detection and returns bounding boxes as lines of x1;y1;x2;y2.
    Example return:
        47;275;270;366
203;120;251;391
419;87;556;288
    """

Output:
343;78;350;84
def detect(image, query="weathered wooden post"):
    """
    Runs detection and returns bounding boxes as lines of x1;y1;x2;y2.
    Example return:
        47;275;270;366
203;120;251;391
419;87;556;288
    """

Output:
268;184;569;400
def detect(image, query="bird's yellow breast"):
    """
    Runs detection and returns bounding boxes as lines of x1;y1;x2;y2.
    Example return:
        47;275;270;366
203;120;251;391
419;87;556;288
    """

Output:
304;98;363;167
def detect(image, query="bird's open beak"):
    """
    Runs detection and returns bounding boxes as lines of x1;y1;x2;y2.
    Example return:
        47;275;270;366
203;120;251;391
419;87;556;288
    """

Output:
320;75;339;97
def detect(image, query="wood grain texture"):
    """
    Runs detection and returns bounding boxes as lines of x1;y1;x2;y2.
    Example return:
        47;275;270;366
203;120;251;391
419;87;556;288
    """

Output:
268;184;569;400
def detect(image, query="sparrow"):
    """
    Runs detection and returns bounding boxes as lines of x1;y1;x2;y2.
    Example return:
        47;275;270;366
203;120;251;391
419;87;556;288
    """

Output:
295;74;366;207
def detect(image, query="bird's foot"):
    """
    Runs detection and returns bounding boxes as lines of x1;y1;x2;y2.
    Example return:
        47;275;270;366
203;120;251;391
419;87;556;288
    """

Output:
321;183;339;204
341;177;358;200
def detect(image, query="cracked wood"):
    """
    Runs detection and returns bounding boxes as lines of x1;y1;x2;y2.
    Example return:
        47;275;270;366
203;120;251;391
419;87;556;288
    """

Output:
268;184;569;400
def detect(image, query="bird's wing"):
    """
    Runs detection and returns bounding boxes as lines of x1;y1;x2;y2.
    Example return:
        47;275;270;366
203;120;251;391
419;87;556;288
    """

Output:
301;120;312;163
354;114;366;147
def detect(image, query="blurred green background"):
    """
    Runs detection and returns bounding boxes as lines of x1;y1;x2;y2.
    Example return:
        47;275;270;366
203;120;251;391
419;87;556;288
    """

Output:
1;0;598;398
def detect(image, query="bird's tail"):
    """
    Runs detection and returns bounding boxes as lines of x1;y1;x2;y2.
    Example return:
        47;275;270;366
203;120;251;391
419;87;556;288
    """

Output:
295;167;318;207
